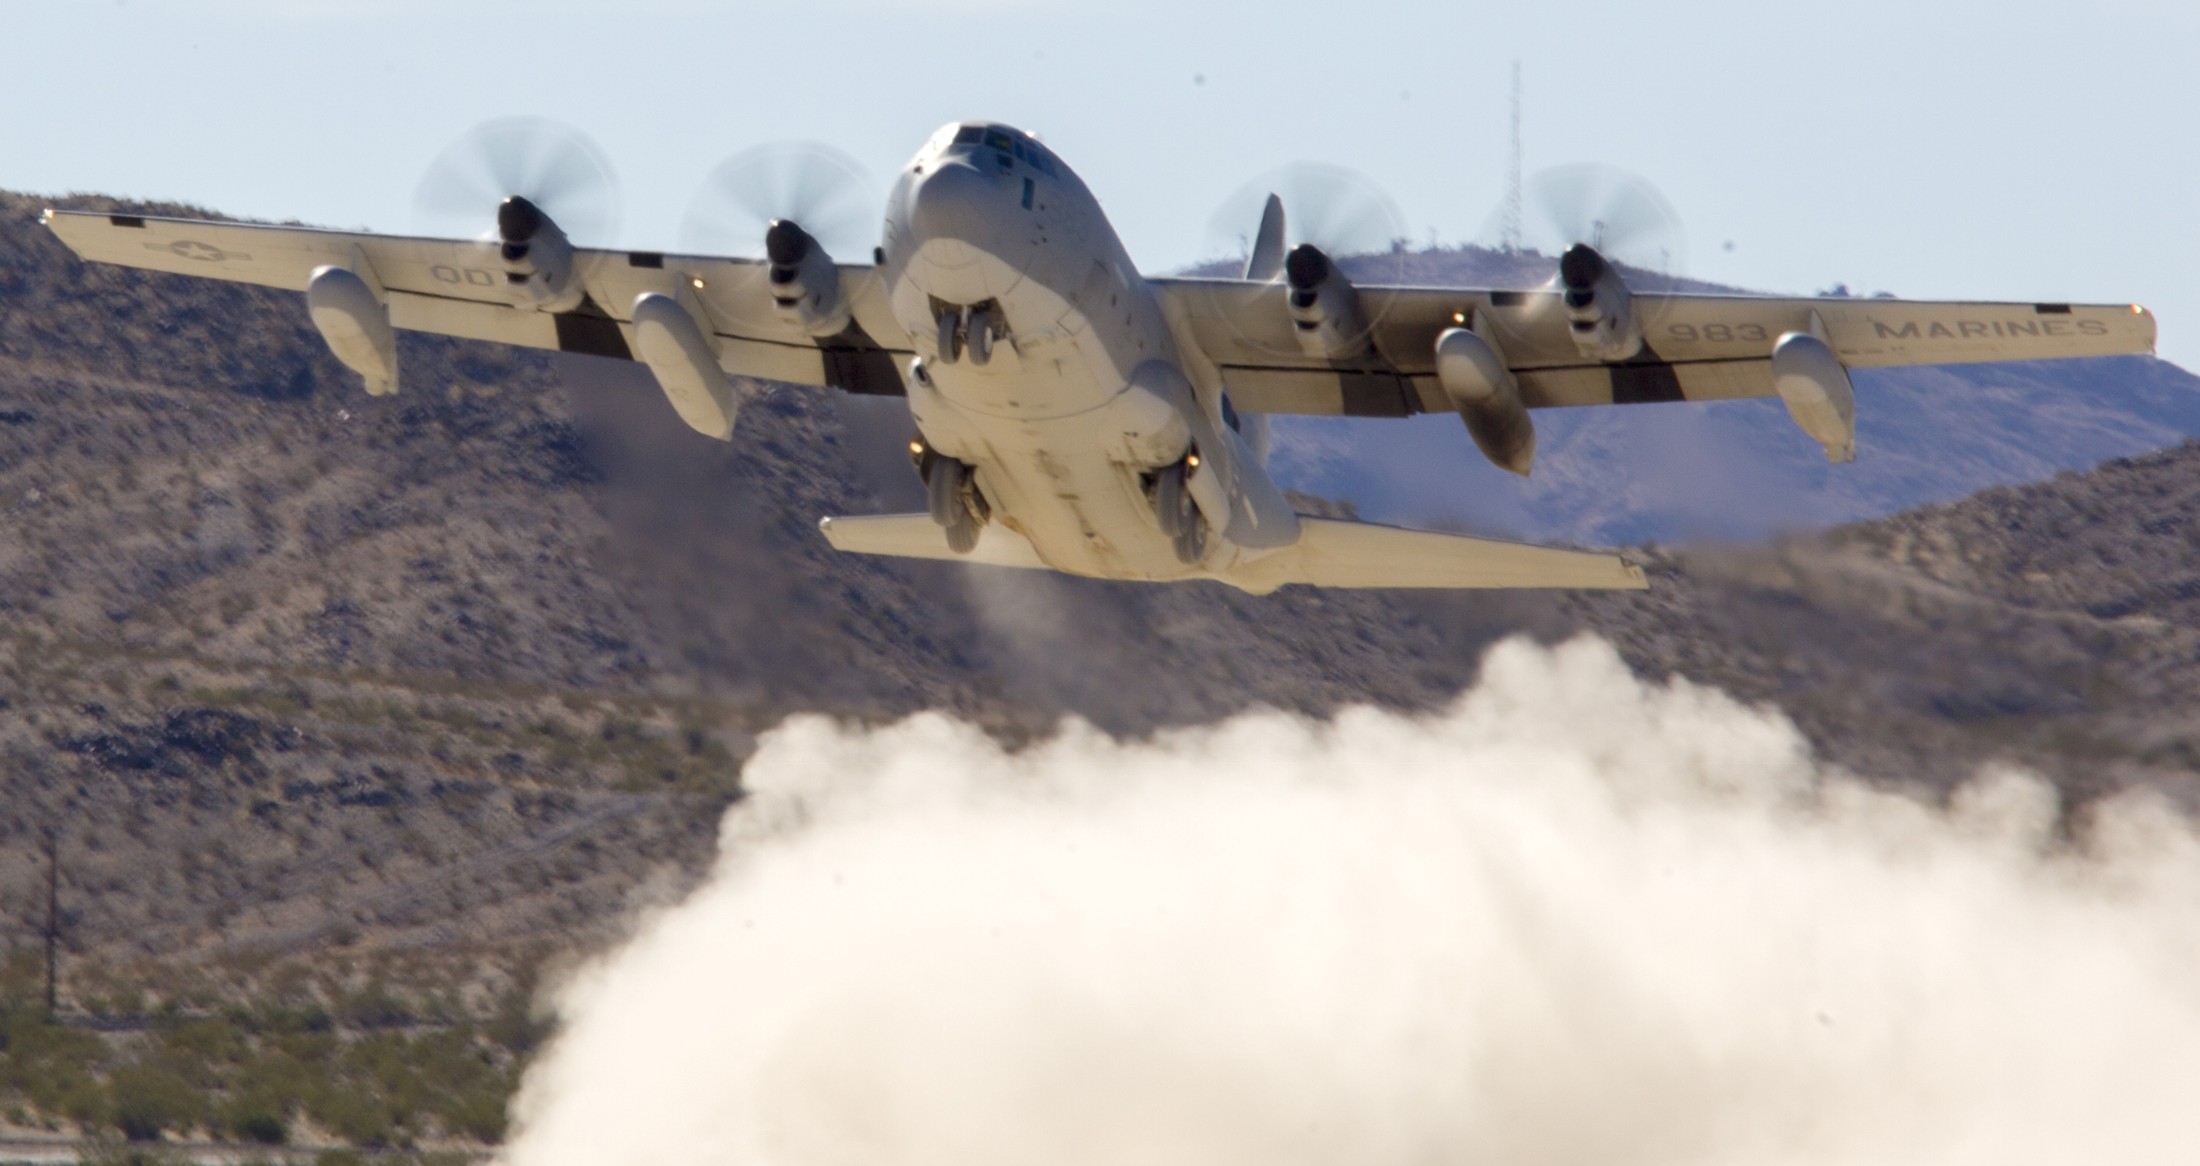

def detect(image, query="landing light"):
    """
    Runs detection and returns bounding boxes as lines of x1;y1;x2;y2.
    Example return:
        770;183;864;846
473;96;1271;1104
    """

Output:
909;440;925;454
1452;311;1467;324
691;277;706;289
1186;454;1201;468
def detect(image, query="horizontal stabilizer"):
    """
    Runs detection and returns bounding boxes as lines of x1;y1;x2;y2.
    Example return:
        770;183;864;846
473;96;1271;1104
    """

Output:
1222;518;1646;592
820;514;1644;592
818;514;1050;569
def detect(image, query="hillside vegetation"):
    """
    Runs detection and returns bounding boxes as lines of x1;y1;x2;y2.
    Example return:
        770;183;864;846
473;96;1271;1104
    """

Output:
1;189;2195;1152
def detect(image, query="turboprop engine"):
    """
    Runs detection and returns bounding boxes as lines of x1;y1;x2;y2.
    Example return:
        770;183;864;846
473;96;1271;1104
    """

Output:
496;196;585;312
766;219;852;337
1558;243;1643;362
1284;244;1368;359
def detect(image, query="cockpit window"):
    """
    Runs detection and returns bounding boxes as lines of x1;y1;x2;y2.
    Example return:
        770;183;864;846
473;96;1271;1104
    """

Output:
959;125;1060;179
1023;140;1058;178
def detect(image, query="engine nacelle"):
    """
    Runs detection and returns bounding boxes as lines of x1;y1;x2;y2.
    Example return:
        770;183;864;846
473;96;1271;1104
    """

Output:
766;219;852;337
1558;244;1643;362
305;264;398;396
497;196;584;312
1284;243;1368;359
1434;325;1535;476
632;292;740;441
1771;330;1856;462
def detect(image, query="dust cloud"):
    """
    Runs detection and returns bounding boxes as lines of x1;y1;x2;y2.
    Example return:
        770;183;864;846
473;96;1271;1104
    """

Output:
498;637;2200;1166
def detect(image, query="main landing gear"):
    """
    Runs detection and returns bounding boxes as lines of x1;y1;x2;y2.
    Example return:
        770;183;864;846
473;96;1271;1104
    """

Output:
913;441;989;554
1150;454;1207;565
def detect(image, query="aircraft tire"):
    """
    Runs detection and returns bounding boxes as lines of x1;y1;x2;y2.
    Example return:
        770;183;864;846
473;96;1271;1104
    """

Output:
1172;512;1207;565
1153;462;1191;538
937;309;963;364
943;506;981;554
926;455;966;528
966;308;993;366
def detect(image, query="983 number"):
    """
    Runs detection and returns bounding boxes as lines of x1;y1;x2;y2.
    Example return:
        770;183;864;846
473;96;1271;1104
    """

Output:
1667;323;1768;344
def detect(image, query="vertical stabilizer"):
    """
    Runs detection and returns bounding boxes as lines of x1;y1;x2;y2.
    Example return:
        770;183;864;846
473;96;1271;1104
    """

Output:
1245;194;1287;282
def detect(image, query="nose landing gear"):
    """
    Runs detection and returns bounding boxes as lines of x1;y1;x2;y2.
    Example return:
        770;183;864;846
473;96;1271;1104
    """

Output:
965;306;995;366
936;309;963;365
931;303;1001;367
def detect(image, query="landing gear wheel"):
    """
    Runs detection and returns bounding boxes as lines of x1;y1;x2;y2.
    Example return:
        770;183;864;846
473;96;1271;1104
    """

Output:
1153;461;1194;539
966;307;994;367
1172;513;1208;565
925;454;964;526
945;510;980;554
926;455;980;554
936;308;963;364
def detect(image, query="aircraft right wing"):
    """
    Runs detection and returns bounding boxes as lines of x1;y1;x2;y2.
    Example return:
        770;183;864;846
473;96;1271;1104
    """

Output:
1154;278;2157;417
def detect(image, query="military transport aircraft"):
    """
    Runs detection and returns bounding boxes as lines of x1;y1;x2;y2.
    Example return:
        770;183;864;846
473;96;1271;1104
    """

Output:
43;120;2157;592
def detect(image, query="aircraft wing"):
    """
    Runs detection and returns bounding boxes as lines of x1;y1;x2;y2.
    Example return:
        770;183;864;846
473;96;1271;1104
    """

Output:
1153;277;2157;417
40;210;910;395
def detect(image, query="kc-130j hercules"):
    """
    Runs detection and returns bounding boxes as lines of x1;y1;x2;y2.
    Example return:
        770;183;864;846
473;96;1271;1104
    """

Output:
44;120;2157;592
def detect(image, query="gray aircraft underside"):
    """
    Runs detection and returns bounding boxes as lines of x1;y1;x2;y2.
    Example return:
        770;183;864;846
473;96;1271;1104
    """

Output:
43;121;2157;592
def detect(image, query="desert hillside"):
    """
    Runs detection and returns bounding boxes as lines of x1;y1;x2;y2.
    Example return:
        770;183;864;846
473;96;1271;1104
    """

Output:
0;188;2195;1153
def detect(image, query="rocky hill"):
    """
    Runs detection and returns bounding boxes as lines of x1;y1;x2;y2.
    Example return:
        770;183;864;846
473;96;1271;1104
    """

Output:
1;186;2195;1004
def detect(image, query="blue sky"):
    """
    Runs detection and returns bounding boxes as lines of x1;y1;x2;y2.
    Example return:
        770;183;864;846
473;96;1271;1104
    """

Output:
8;0;2197;365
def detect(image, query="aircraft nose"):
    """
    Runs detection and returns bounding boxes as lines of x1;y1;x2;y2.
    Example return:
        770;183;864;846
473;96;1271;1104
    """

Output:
907;157;1005;245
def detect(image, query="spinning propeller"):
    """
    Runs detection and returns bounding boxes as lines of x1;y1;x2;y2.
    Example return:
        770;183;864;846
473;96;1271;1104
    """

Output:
1522;162;1686;288
676;141;878;338
680;141;878;262
1204;163;1409;359
412;117;622;245
1477;163;1690;360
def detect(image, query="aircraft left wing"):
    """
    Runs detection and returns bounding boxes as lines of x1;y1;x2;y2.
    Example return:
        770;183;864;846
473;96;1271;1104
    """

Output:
1154;277;2157;418
41;210;910;396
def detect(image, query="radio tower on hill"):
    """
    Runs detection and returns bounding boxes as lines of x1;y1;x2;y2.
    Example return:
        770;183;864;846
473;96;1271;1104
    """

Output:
1500;59;1525;254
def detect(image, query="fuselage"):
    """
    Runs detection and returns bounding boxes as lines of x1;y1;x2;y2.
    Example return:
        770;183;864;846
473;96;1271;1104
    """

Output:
876;121;1296;581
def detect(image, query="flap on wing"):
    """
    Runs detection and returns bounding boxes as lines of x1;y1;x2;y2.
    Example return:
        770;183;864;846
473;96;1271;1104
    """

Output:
1216;359;1780;414
1222;518;1646;592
